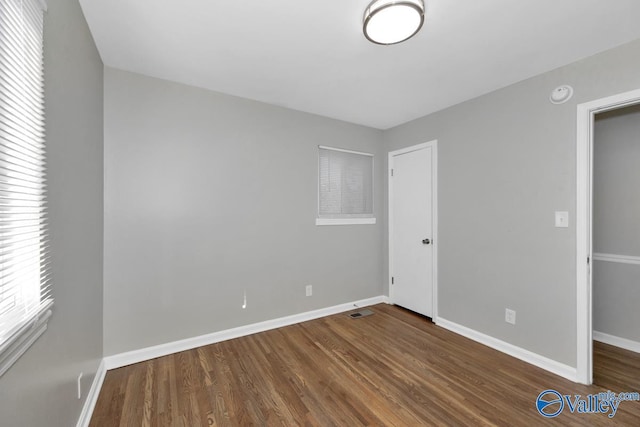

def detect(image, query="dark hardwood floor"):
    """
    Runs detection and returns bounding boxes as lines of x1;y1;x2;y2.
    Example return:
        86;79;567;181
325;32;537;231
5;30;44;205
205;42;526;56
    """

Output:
90;304;640;426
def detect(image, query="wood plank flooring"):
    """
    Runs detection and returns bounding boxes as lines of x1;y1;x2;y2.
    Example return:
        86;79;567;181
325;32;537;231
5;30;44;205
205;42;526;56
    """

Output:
90;304;640;426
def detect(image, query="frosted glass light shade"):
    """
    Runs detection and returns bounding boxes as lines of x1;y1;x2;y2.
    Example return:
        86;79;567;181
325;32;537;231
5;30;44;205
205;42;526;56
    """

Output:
363;0;425;45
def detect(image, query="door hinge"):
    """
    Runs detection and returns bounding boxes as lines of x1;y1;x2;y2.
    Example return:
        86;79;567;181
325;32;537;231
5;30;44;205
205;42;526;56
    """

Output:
391;276;394;285
587;256;590;265
390;168;394;177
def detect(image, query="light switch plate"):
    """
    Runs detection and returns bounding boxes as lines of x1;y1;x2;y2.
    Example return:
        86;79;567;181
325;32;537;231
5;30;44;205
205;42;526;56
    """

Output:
555;211;569;228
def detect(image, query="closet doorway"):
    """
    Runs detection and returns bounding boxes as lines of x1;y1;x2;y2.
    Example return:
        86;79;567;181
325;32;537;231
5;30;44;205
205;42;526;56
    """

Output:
576;88;640;385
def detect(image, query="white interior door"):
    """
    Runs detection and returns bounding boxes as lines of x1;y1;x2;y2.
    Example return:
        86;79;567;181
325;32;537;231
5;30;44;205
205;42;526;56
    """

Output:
389;142;436;318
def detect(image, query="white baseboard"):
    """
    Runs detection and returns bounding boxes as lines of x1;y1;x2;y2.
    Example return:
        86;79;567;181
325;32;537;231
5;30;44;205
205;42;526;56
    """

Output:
76;359;106;427
436;318;577;382
104;295;389;370
594;331;640;354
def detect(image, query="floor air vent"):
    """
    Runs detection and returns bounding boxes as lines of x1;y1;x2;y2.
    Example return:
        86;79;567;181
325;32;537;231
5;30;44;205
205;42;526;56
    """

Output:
348;308;374;319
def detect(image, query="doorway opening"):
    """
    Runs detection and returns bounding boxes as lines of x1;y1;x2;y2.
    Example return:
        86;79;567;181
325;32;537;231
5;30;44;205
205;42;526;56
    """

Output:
576;88;640;385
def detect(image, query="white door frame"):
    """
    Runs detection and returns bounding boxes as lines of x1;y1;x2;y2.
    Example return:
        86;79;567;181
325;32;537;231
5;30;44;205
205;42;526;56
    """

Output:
576;88;640;384
388;140;438;321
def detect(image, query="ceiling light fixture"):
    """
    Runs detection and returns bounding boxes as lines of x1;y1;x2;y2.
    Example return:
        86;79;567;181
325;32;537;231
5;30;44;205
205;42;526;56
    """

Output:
363;0;425;45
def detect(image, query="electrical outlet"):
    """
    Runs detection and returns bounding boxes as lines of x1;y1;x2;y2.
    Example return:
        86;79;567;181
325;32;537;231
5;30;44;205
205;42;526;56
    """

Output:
305;285;312;297
505;308;516;325
77;372;83;399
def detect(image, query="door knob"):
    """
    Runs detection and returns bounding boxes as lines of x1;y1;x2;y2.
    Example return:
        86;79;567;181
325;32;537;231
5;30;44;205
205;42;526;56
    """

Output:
422;238;430;245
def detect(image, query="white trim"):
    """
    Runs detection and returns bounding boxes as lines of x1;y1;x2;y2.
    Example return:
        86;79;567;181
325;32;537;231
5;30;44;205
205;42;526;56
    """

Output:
387;141;433;157
0;304;53;378
437;318;577;382
431;142;439;322
0;317;49;378
593;331;640;354
104;295;389;370
388;140;438;321
316;218;376;225
76;359;107;427
388;150;393;307
593;253;640;265
576;87;640;385
318;145;374;157
576;99;593;384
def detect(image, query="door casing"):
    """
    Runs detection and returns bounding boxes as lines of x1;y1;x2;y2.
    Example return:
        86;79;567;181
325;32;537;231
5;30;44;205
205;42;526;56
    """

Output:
576;88;640;384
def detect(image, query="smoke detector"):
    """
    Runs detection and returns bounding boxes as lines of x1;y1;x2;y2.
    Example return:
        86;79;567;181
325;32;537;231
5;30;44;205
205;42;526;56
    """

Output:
550;85;574;104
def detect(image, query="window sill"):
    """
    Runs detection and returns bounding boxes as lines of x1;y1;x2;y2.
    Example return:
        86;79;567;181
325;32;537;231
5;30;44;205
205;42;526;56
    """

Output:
316;218;377;226
0;301;53;377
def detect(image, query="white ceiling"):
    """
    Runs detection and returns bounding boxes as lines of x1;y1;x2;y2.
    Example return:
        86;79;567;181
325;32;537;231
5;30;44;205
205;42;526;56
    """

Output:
79;0;640;130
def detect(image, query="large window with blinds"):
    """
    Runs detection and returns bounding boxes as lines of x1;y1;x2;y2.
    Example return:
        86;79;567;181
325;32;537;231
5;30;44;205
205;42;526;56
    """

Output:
317;146;375;225
0;0;51;377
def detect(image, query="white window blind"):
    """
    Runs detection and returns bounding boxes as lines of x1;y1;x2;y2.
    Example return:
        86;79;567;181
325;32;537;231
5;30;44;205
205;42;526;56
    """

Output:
0;0;51;377
317;146;375;225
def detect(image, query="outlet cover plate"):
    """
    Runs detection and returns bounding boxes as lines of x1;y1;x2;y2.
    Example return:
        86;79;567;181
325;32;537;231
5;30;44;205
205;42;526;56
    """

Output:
505;309;516;325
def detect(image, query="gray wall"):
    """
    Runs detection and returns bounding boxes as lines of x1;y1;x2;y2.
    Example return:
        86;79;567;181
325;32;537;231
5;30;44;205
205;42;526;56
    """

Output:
0;0;104;426
593;105;640;342
383;39;640;367
103;68;384;355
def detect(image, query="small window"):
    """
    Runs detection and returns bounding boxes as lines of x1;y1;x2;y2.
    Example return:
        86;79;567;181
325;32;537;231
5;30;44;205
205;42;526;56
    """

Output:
317;146;375;225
